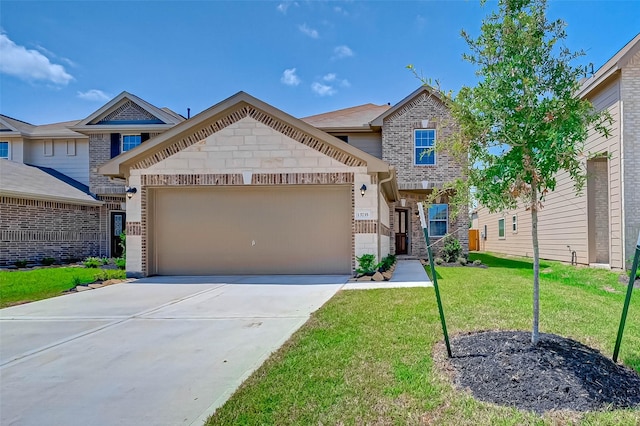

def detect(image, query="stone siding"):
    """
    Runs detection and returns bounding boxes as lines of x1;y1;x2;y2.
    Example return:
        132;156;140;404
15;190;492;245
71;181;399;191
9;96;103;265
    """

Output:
0;197;101;265
89;133;124;195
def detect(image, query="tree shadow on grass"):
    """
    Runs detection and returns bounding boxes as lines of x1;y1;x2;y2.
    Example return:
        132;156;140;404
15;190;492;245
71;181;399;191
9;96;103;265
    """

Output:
469;252;552;270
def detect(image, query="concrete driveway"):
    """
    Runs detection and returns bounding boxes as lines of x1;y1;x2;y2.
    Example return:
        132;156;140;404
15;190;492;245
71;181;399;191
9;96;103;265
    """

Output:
0;275;347;426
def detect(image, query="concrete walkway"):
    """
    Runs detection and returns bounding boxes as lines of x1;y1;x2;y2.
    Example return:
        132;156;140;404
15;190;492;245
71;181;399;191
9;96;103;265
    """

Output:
0;276;347;426
343;260;432;290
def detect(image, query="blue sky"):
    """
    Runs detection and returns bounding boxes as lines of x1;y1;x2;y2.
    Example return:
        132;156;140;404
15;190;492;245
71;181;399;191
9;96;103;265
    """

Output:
1;1;639;125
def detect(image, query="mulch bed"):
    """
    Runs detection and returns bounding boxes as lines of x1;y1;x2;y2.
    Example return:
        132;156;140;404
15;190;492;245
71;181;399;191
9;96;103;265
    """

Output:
441;330;640;414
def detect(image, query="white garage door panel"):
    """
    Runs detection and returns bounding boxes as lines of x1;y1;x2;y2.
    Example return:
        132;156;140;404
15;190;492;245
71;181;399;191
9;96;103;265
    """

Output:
150;186;352;275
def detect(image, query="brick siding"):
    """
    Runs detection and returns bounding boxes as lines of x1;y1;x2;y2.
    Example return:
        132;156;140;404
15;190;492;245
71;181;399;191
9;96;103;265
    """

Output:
622;51;640;268
0;197;101;265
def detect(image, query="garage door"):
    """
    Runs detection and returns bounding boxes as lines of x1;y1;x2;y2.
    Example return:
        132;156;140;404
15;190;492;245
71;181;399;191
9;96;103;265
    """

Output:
149;185;352;275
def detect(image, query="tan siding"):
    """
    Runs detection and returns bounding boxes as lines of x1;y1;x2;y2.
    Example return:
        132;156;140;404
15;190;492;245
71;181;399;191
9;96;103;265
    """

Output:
347;133;382;159
23;138;90;186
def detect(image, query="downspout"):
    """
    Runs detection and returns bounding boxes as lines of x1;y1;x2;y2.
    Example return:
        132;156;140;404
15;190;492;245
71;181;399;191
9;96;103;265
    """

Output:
377;170;395;262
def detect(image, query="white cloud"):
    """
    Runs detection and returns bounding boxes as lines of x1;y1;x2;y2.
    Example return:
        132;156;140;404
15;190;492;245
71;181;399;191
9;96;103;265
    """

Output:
281;68;301;86
321;73;350;88
298;23;319;39
0;33;73;85
276;2;298;14
311;82;336;97
334;6;348;16
77;89;111;102
332;45;354;59
323;73;337;82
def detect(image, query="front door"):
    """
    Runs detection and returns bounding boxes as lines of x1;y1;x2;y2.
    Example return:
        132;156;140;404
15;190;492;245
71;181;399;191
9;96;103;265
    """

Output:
395;210;408;255
110;212;125;258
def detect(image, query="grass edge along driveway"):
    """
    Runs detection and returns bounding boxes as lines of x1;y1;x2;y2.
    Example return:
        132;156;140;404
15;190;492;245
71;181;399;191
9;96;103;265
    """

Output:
207;253;640;425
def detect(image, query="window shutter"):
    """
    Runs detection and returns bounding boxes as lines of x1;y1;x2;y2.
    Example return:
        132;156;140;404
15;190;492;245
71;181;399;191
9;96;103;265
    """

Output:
141;133;150;142
110;133;121;158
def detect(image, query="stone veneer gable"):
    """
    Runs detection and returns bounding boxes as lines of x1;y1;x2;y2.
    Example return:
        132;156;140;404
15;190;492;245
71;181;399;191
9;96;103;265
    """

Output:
131;106;367;170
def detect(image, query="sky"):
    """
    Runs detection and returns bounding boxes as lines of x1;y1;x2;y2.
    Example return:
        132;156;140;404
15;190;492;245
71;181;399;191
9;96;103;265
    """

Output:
1;0;639;125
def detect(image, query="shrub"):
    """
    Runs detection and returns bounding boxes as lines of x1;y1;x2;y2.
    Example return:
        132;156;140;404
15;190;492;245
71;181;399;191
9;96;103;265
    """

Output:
94;269;126;281
101;257;110;265
83;257;102;268
356;254;382;276
41;257;55;266
14;260;28;268
440;234;462;263
115;257;126;270
457;256;468;266
434;257;444;265
473;259;482;266
380;254;396;271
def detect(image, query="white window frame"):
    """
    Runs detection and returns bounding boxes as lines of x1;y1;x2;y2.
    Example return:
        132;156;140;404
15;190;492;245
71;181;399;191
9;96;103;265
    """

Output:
428;203;448;237
512;215;518;233
0;141;9;159
414;129;436;166
498;218;506;239
121;134;142;152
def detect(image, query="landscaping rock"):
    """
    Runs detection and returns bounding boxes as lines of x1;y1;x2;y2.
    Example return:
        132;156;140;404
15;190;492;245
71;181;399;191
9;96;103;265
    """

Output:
88;283;104;289
372;271;384;281
382;271;392;281
75;286;90;292
357;275;372;282
102;279;124;286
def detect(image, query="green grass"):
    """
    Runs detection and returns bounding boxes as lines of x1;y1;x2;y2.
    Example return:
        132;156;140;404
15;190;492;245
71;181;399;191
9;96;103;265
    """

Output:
207;253;640;425
0;267;125;308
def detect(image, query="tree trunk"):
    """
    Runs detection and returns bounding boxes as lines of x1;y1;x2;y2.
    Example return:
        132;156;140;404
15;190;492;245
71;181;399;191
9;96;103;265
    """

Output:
531;186;540;345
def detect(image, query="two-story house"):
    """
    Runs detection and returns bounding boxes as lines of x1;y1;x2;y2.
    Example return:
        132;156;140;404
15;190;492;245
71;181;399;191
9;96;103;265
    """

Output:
2;87;467;276
303;86;469;259
0;92;184;264
474;33;640;270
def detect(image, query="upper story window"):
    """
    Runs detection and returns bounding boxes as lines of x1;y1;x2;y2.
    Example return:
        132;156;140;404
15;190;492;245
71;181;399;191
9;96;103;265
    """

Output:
414;129;436;165
0;141;9;159
429;204;448;237
122;135;142;152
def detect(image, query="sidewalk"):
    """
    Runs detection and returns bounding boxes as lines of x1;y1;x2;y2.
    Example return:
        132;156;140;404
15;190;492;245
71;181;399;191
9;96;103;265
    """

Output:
343;260;432;290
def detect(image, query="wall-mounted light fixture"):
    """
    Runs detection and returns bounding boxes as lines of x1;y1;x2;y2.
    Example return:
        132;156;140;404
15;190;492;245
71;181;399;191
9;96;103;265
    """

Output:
125;186;137;199
360;184;367;197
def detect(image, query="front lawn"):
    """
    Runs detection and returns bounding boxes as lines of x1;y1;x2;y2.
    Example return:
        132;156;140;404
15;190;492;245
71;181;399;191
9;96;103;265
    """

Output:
0;267;125;308
207;253;640;425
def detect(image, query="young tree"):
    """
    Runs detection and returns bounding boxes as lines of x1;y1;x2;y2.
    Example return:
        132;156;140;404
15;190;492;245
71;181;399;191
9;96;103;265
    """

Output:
444;0;612;344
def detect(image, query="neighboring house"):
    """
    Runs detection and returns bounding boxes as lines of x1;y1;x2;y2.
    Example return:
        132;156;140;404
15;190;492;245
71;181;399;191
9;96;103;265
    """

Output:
303;86;469;259
0;92;184;264
474;33;640;270
2;86;467;275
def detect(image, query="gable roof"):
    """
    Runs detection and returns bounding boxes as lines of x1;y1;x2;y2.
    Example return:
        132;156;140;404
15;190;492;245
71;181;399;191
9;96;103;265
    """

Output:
70;91;184;133
370;85;447;126
0;160;102;206
99;91;398;199
0;115;34;136
578;32;640;98
301;103;390;131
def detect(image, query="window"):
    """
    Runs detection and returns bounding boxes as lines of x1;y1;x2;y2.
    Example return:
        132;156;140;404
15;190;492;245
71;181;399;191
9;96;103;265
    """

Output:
498;218;505;239
429;204;448;237
122;135;142;152
414;129;436;165
512;215;518;233
0;141;8;159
